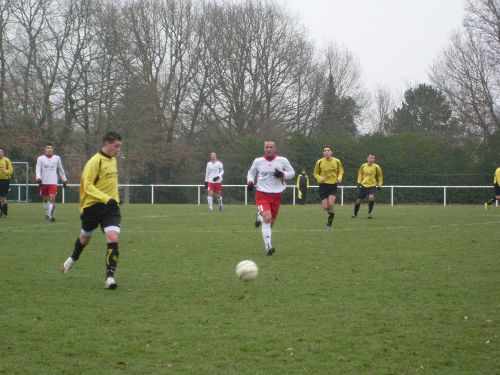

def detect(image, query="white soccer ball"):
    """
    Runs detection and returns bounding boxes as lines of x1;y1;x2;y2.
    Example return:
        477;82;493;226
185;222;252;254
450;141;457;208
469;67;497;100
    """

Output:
235;260;259;282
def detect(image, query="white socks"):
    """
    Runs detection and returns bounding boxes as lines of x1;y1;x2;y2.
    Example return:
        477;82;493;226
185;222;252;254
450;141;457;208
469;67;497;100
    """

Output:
207;196;213;209
262;222;272;250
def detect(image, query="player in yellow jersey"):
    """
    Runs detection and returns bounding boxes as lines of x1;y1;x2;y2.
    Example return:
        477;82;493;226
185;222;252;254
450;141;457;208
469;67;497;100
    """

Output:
0;147;14;218
352;153;383;219
484;166;500;210
61;132;122;289
313;145;344;230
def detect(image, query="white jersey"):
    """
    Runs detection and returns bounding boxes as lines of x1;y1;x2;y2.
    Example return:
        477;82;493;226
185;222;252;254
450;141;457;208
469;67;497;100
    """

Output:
247;155;295;193
36;155;67;185
205;160;224;183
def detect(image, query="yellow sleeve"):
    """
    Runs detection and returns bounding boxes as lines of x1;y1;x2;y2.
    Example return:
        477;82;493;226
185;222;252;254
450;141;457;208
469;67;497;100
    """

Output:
313;160;322;183
81;157;111;204
296;175;300;188
357;165;363;185
5;158;14;178
376;165;383;186
306;176;309;188
494;168;500;184
337;159;344;182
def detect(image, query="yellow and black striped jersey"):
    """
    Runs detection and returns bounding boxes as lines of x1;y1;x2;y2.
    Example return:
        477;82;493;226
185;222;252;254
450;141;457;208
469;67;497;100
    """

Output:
357;163;383;188
0;157;13;180
313;157;344;184
79;152;119;212
494;167;500;185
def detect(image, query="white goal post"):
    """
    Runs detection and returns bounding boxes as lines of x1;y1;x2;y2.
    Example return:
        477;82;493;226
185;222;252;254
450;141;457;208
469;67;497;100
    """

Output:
8;183;499;207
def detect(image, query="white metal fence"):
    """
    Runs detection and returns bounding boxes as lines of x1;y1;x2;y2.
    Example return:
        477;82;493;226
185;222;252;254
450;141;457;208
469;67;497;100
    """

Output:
8;183;499;207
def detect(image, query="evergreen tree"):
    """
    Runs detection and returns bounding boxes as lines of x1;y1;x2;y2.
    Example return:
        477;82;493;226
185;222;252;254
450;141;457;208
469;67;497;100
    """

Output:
392;84;452;135
315;74;359;136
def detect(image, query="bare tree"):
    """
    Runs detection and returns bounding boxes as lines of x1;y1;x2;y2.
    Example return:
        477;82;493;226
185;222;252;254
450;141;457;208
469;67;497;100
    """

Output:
371;85;394;134
9;0;73;140
465;0;500;57
0;0;12;128
431;28;499;135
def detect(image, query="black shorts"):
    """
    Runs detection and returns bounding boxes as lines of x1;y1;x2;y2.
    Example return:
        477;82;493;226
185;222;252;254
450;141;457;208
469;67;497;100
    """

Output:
495;183;500;196
319;183;338;200
0;179;10;197
81;203;121;233
358;186;377;200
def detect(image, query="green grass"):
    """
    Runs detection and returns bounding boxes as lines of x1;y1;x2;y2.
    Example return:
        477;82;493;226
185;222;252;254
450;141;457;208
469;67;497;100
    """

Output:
0;203;499;374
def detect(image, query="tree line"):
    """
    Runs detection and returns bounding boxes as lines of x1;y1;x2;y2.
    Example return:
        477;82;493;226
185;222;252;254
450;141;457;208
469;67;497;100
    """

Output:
0;0;498;188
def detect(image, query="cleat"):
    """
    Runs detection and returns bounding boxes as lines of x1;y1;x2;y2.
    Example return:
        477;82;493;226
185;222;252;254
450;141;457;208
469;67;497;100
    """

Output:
50;217;56;222
45;215;50;221
266;247;275;256
219;204;223;212
208;208;213;212
367;213;373;219
326;223;333;230
484;202;488;211
254;212;261;228
61;257;75;273
351;214;357;218
105;276;117;289
1;214;6;219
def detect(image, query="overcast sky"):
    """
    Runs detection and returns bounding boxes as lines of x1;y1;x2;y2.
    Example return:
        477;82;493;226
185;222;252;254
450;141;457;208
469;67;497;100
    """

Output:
280;0;466;95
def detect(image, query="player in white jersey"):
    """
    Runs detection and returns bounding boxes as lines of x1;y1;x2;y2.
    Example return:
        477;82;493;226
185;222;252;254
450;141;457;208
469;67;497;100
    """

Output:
204;152;224;212
247;139;295;255
35;143;68;222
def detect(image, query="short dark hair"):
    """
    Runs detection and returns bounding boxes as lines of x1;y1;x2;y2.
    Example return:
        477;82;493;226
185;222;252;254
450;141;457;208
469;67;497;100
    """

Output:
103;131;122;144
368;153;375;157
322;145;332;151
45;143;54;147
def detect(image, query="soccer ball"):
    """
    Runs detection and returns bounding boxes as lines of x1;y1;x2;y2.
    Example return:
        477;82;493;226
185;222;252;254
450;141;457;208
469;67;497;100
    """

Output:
235;260;259;282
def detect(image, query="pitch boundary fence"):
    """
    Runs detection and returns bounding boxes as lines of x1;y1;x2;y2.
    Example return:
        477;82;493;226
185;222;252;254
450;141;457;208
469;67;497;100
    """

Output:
8;184;499;207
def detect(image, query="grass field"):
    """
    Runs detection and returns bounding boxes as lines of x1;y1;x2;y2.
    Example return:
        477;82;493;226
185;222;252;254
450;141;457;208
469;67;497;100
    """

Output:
0;203;499;374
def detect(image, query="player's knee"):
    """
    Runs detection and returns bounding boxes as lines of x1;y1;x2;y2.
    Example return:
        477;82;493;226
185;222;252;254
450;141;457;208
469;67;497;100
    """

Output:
104;227;120;243
262;211;272;223
79;234;91;246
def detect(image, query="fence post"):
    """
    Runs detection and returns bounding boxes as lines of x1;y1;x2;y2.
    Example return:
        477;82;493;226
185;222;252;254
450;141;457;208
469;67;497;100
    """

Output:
244;186;248;205
341;186;344;206
197;186;201;205
18;185;21;203
391;186;394;206
62;186;65;203
292;186;296;205
151;185;154;204
443;187;447;207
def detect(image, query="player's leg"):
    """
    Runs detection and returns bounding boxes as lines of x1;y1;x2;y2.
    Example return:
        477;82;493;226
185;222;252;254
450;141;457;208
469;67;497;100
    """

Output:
352;198;362;218
326;194;336;229
215;185;223;211
207;187;213;211
48;193;57;221
102;205;121;289
485;185;500;209
0;180;9;217
0;195;6;218
266;196;282;255
367;193;375;219
61;205;98;273
104;229;120;289
42;196;49;218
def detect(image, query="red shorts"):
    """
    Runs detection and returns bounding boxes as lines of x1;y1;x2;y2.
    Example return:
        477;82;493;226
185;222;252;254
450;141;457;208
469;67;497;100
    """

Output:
40;184;58;196
255;191;282;220
208;182;222;194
